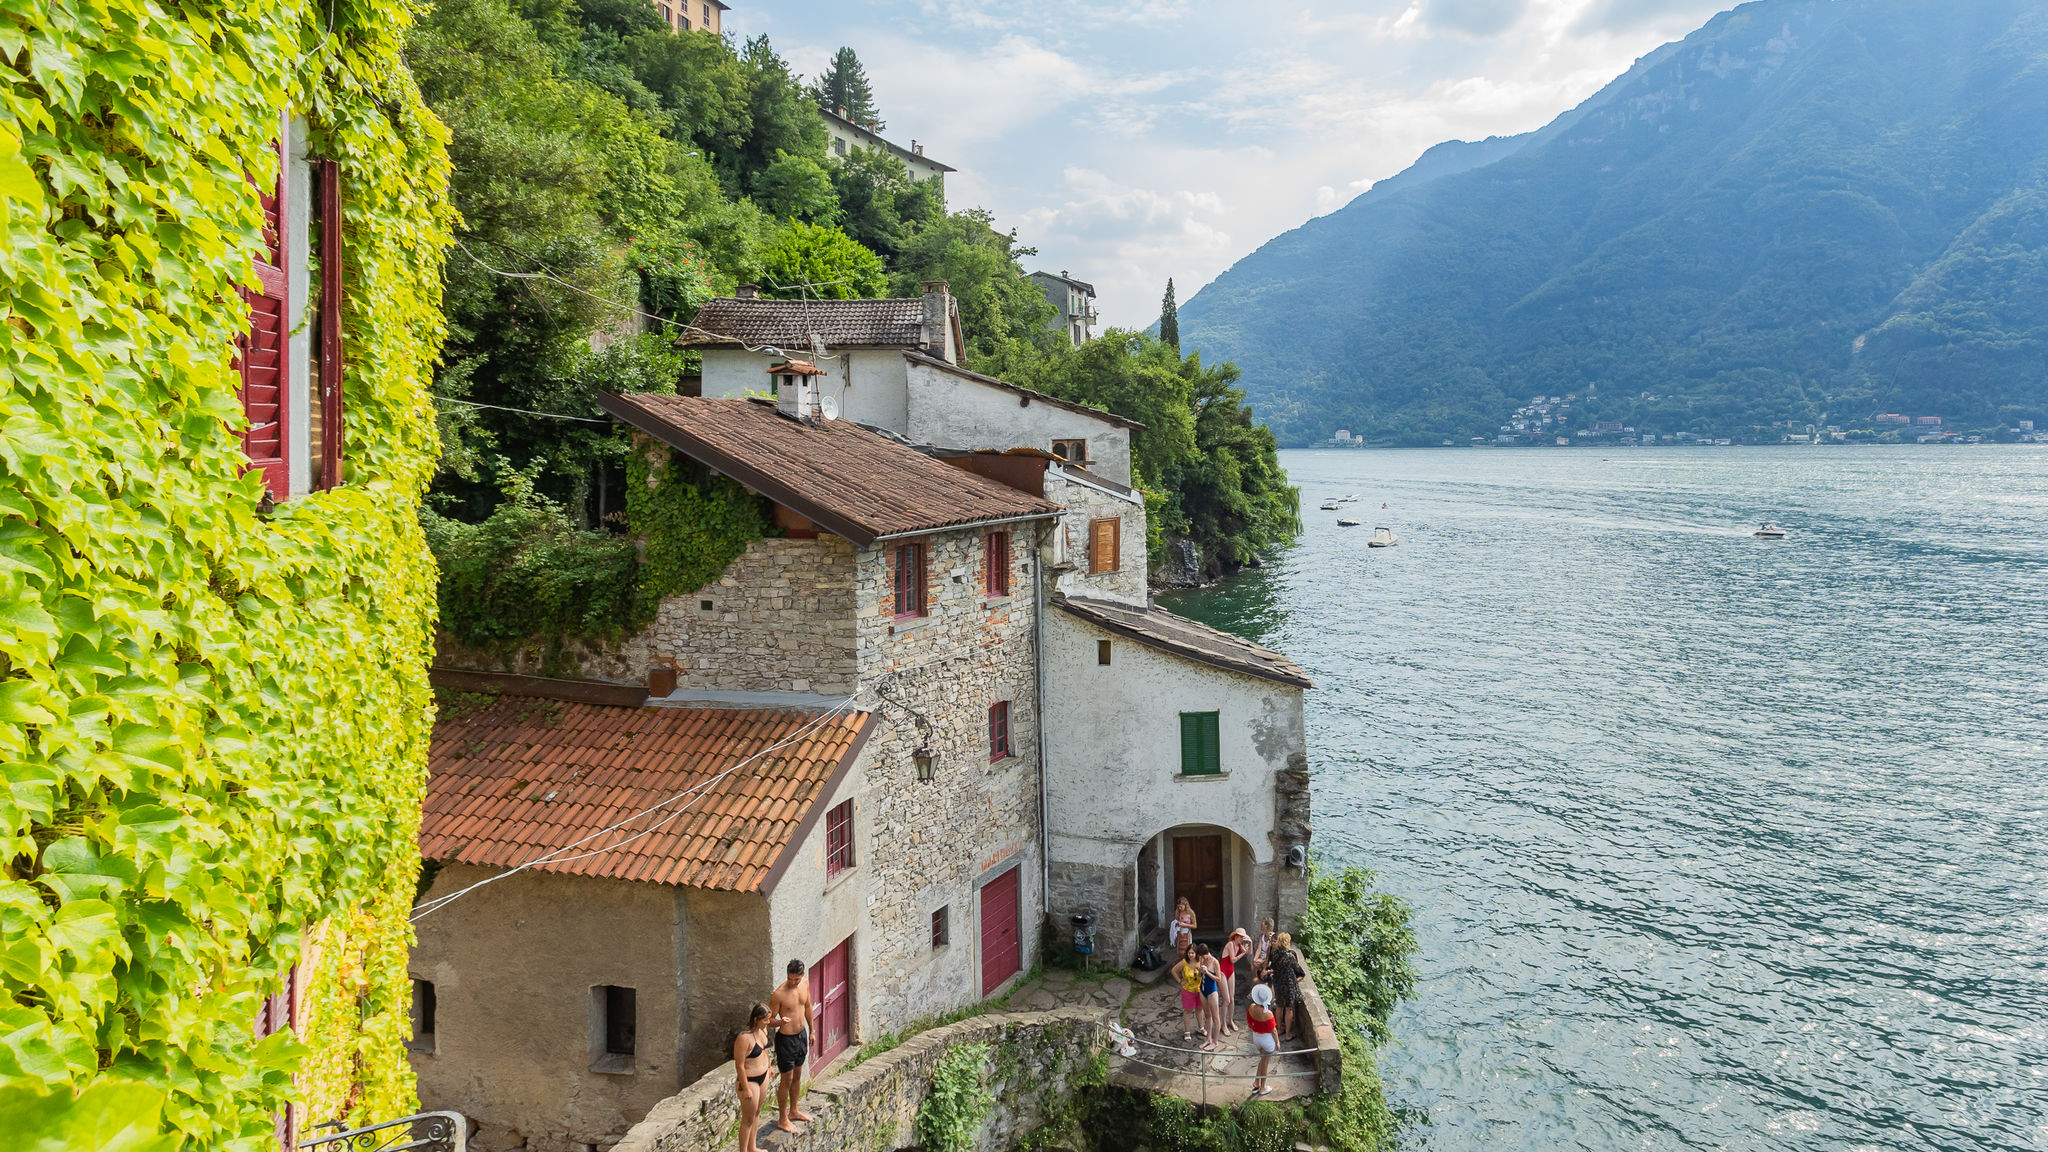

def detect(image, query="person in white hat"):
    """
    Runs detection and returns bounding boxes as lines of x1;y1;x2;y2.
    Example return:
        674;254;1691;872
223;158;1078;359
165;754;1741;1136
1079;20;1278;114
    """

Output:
1246;983;1278;1097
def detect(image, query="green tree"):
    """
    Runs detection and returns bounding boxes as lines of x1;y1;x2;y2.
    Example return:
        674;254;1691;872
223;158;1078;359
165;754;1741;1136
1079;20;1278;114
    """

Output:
759;221;889;299
1159;277;1179;350
890;208;1062;375
831;146;942;260
809;46;883;127
751;150;840;224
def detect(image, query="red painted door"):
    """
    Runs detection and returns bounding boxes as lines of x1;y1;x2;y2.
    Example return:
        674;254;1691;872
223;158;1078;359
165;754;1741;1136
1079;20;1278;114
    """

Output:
808;936;851;1069
979;868;1022;996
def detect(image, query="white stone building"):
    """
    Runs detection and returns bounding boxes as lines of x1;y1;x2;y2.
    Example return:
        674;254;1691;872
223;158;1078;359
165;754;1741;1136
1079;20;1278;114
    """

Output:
686;286;1142;484
817;105;954;182
1026;270;1099;347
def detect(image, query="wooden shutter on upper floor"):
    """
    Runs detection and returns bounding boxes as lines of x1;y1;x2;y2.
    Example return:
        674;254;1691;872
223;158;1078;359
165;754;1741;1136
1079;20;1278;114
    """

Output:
1089;517;1120;573
237;137;289;501
314;158;345;490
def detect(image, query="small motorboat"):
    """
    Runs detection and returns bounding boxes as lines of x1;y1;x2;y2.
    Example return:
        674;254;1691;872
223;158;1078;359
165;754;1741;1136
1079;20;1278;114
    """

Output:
1340;494;1360;503
1368;526;1398;548
1337;517;1361;527
1753;524;1787;538
1320;501;1340;511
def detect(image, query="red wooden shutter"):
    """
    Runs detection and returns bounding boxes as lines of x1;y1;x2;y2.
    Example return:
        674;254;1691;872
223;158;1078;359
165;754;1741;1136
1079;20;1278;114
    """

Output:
315;159;344;489
237;140;289;499
894;543;926;618
985;531;1009;597
988;701;1009;761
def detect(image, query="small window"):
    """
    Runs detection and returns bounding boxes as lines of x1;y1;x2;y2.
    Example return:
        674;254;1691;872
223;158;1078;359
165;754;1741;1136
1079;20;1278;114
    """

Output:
1098;639;1112;665
825;799;854;876
985;531;1010;597
833;137;847;156
1089;518;1120;574
702;1;711;21
932;906;950;949
1051;438;1088;463
989;701;1011;762
409;978;436;1053
591;985;636;1072
895;542;927;618
699;599;713;611
1179;711;1221;776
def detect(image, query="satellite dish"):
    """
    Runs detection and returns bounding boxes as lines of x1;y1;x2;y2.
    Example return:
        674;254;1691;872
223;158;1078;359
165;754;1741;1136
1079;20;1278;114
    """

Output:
818;394;840;421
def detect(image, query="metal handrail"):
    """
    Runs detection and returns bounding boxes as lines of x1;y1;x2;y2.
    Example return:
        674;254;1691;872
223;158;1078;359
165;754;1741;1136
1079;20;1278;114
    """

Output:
298;1111;465;1152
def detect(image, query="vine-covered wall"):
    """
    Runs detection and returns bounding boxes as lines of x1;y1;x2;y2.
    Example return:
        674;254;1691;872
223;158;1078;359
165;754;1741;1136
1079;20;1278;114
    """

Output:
0;0;451;1143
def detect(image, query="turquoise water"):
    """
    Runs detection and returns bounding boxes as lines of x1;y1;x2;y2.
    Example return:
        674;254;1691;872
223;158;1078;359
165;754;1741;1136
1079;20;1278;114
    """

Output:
1163;447;2048;1151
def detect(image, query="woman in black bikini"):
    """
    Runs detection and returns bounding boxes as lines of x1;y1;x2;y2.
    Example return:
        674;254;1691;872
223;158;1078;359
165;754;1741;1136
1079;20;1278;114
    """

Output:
733;1003;773;1152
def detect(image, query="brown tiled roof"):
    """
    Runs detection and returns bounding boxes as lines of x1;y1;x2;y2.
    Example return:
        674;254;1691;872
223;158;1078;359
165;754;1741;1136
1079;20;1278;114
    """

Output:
1055;596;1315;689
596;394;1062;545
902;351;1146;431
422;697;874;892
680;297;929;349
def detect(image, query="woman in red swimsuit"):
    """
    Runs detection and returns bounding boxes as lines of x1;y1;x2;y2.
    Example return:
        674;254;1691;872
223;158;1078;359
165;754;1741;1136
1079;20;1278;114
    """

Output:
1246;983;1278;1097
1219;928;1250;1034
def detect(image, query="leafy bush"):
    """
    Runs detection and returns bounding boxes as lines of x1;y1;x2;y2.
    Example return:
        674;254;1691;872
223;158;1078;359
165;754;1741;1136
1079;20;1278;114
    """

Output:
757;219;887;299
424;470;643;648
916;1041;995;1152
1295;862;1421;1150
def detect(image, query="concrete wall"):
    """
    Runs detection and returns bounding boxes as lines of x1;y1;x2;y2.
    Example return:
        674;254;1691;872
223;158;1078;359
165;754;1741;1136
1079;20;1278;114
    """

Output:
1044;468;1147;607
843;524;1044;1031
613;1007;1104;1152
701;347;910;433
904;358;1133;486
1039;609;1309;960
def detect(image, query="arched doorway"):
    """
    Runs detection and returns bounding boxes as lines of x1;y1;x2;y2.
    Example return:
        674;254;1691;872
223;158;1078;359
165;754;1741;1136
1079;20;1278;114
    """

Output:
1136;823;1265;949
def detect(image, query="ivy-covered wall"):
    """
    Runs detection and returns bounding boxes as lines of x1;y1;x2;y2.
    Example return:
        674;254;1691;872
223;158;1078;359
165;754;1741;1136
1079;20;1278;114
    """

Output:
0;0;451;1144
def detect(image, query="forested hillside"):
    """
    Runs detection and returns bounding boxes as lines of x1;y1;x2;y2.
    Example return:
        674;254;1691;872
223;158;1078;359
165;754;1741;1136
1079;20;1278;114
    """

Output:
1179;0;2048;445
411;0;1295;619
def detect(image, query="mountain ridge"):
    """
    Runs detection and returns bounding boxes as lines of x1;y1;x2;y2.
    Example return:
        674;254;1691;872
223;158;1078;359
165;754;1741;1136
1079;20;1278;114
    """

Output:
1181;0;2048;445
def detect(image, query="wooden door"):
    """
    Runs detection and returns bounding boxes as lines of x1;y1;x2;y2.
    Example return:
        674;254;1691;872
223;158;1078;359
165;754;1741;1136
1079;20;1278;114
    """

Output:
1173;835;1225;928
808;936;851;1069
979;867;1022;996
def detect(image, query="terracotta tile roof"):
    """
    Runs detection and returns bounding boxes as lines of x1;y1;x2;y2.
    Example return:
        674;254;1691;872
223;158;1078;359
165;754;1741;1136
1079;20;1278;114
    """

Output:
596;394;1062;545
680;297;930;349
902;351;1145;431
422;696;874;893
1055;596;1315;689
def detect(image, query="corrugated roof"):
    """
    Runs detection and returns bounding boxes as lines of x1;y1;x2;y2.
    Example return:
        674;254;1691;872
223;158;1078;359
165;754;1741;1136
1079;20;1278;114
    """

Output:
1055;596;1315;689
422;697;874;893
597;394;1062;545
679;297;930;349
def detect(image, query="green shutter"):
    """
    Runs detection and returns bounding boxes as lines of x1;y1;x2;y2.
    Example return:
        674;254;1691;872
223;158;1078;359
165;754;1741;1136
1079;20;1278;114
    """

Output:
1180;711;1221;775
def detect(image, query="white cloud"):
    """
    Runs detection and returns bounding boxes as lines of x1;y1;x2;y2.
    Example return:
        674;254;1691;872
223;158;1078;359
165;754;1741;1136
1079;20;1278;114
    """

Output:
742;0;1733;327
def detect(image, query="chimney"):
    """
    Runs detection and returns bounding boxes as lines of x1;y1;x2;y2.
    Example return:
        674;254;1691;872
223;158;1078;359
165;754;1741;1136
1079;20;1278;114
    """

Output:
770;360;826;422
919;281;954;364
647;666;677;698
912;139;922;156
734;283;760;300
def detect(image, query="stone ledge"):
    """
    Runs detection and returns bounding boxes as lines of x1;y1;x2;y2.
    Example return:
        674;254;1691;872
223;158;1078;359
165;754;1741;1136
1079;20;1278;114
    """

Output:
612;1006;1104;1152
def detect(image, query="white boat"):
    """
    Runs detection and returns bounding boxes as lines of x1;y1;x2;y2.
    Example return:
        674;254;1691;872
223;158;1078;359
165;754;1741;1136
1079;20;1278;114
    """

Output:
1320;501;1340;511
1337;517;1361;527
1368;527;1398;548
1340;494;1360;503
1753;524;1787;538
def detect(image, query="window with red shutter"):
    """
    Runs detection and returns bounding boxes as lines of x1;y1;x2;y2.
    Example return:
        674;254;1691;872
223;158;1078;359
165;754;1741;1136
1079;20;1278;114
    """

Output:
313;158;344;490
825;799;854;876
985;531;1009;597
238;138;290;500
989;700;1011;761
894;542;927;618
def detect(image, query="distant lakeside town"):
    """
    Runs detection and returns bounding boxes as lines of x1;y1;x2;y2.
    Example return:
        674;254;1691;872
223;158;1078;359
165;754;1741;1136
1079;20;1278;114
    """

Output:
1313;393;2045;449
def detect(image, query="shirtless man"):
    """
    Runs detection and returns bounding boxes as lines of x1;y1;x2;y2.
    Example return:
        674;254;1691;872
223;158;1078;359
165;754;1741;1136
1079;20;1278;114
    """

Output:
767;958;815;1131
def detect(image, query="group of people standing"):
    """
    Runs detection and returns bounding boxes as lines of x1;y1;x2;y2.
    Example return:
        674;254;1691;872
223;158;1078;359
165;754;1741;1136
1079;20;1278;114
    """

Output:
1167;898;1309;1098
730;960;817;1152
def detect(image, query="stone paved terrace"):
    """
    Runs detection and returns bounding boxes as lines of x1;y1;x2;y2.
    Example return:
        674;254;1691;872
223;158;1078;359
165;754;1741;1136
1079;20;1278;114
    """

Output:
728;964;1333;1148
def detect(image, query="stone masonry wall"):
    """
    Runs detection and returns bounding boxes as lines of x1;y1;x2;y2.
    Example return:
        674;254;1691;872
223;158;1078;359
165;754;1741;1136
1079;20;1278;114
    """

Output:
642;535;858;694
1046;469;1147;607
848;523;1045;1035
611;1007;1105;1152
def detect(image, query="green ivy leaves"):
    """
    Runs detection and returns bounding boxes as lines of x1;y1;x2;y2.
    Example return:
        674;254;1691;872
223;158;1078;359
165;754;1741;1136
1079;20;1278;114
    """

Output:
1;0;452;1142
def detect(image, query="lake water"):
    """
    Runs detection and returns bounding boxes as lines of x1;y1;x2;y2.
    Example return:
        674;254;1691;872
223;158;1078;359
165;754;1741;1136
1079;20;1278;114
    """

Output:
1162;447;2048;1152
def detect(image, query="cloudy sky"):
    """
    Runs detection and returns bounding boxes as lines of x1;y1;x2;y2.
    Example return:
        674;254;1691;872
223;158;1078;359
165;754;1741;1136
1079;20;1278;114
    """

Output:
728;0;1734;327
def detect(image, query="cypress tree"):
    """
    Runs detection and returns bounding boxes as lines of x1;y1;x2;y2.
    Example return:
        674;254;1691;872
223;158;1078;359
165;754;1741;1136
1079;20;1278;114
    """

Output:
809;47;883;129
1159;278;1180;351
